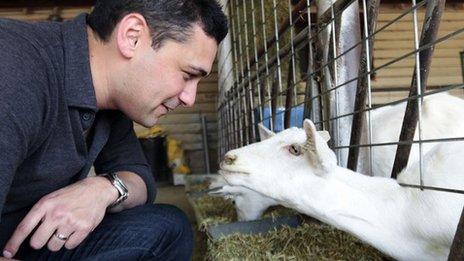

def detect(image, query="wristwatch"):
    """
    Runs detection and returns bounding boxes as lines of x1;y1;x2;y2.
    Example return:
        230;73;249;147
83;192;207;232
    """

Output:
101;172;129;208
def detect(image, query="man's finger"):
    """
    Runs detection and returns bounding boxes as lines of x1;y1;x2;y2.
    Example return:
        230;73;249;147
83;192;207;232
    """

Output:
47;227;74;252
64;229;90;250
29;217;57;250
3;206;45;257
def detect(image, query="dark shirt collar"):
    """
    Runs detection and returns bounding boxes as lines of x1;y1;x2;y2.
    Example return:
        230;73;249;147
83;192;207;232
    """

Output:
62;13;98;112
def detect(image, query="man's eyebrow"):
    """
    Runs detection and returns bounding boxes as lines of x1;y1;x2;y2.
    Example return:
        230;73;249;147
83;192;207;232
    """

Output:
189;66;209;77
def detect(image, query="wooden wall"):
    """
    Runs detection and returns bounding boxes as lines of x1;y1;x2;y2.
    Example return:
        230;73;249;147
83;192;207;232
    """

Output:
371;4;464;103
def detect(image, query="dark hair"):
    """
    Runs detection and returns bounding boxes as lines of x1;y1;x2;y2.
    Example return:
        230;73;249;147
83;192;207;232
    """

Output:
87;0;228;49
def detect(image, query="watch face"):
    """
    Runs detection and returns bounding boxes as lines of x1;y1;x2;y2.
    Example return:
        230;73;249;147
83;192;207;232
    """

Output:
106;173;129;208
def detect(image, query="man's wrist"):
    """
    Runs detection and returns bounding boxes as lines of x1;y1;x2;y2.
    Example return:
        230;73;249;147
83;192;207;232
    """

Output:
93;175;120;207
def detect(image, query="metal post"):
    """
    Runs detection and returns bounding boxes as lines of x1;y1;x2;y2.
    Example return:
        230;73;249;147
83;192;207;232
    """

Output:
391;0;446;178
201;114;210;174
346;0;380;172
449;207;464;260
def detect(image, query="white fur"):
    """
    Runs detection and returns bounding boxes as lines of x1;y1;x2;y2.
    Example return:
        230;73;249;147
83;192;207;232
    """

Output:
220;94;464;260
208;176;278;221
359;93;464;177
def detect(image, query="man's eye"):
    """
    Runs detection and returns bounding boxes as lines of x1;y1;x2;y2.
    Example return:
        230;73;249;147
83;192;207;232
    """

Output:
289;144;301;156
183;73;191;81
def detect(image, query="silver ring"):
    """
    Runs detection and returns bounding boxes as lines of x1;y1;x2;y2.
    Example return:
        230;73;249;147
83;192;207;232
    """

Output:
54;233;69;241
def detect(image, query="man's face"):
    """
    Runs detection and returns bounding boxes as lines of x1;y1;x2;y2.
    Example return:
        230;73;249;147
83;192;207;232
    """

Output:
117;24;218;128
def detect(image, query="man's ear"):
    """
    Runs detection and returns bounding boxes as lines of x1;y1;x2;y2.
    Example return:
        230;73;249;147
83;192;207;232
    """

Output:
116;13;147;59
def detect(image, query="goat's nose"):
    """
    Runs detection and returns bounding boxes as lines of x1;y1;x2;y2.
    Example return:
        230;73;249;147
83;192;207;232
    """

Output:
224;154;237;165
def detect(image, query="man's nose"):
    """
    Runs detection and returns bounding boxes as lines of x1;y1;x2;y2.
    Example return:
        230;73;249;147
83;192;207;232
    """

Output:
179;82;198;107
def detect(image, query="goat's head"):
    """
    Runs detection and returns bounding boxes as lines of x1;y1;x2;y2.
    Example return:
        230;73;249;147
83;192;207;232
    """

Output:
219;119;337;197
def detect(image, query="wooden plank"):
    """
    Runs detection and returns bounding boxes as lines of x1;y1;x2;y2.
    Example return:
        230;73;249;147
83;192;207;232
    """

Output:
375;31;464;41
174;103;217;114
376;66;461;77
375;48;463;58
372;90;464;104
160;123;218;134
197;82;219;93
195;93;218;104
377;20;463;31
378;10;464;22
169;133;217;143
154;113;216;124
374;39;463;49
183;142;218;151
375;57;460;68
372;75;462;88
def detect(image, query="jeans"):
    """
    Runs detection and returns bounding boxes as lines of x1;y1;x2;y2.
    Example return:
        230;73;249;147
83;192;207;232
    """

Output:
16;204;193;261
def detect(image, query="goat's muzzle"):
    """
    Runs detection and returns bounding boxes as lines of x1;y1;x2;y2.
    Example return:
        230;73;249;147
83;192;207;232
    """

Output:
223;154;237;165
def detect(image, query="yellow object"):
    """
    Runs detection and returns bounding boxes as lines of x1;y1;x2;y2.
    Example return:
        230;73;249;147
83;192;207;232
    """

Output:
167;137;191;174
136;125;165;138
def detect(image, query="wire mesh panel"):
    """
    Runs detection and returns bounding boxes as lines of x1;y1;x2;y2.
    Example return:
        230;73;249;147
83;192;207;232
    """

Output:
217;0;464;256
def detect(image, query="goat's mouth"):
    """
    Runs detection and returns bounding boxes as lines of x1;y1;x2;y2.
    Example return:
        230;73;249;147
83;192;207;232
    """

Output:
218;168;249;176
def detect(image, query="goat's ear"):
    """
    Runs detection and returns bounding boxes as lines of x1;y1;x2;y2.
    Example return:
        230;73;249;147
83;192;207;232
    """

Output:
303;119;318;142
317;131;331;142
258;123;275;140
303;119;337;174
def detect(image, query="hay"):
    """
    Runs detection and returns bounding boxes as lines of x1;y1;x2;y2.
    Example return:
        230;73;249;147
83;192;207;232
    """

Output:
194;196;237;229
188;184;386;260
207;221;385;260
193;194;296;229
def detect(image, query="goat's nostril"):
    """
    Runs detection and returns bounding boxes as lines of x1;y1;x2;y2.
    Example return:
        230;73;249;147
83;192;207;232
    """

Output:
224;154;237;165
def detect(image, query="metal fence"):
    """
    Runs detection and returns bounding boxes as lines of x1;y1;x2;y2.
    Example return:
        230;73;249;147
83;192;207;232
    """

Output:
216;0;464;258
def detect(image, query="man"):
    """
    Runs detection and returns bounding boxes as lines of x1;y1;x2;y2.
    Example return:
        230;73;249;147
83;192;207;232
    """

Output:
0;0;228;259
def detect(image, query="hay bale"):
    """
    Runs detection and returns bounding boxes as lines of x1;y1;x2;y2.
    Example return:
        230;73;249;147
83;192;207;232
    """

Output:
207;221;385;260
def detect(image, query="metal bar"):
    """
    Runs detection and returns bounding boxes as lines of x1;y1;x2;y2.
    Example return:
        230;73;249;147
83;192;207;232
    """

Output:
250;0;264;133
391;0;446;179
399;184;464;195
302;0;321;124
235;0;429;100
280;27;464;118
271;70;279;131
244;0;310;80
284;61;295;129
315;83;464;128
272;0;284;131
448;207;464;260
201;114;210;174
347;0;380;171
260;0;274;131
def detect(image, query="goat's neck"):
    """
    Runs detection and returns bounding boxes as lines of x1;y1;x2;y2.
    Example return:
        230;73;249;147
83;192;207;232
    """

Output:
276;166;411;259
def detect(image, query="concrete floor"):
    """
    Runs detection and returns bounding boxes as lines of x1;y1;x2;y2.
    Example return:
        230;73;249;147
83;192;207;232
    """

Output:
155;185;206;260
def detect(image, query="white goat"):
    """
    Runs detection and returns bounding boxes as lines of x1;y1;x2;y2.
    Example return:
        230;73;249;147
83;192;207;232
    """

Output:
213;93;464;222
220;117;464;260
358;93;464;177
207;124;281;221
208;175;278;221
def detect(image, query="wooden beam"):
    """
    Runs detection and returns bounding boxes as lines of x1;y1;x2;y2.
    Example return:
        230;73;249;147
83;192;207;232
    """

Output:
0;0;94;8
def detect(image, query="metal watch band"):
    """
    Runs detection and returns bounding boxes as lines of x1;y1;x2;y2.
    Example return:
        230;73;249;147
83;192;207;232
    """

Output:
101;172;129;208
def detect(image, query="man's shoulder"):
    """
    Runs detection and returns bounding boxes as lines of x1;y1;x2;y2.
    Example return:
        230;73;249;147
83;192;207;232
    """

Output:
0;19;63;71
0;19;62;101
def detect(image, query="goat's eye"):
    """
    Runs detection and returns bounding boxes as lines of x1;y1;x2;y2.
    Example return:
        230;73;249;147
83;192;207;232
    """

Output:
289;144;301;156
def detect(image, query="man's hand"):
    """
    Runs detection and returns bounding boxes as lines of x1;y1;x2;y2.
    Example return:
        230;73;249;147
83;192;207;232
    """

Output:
2;176;117;258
